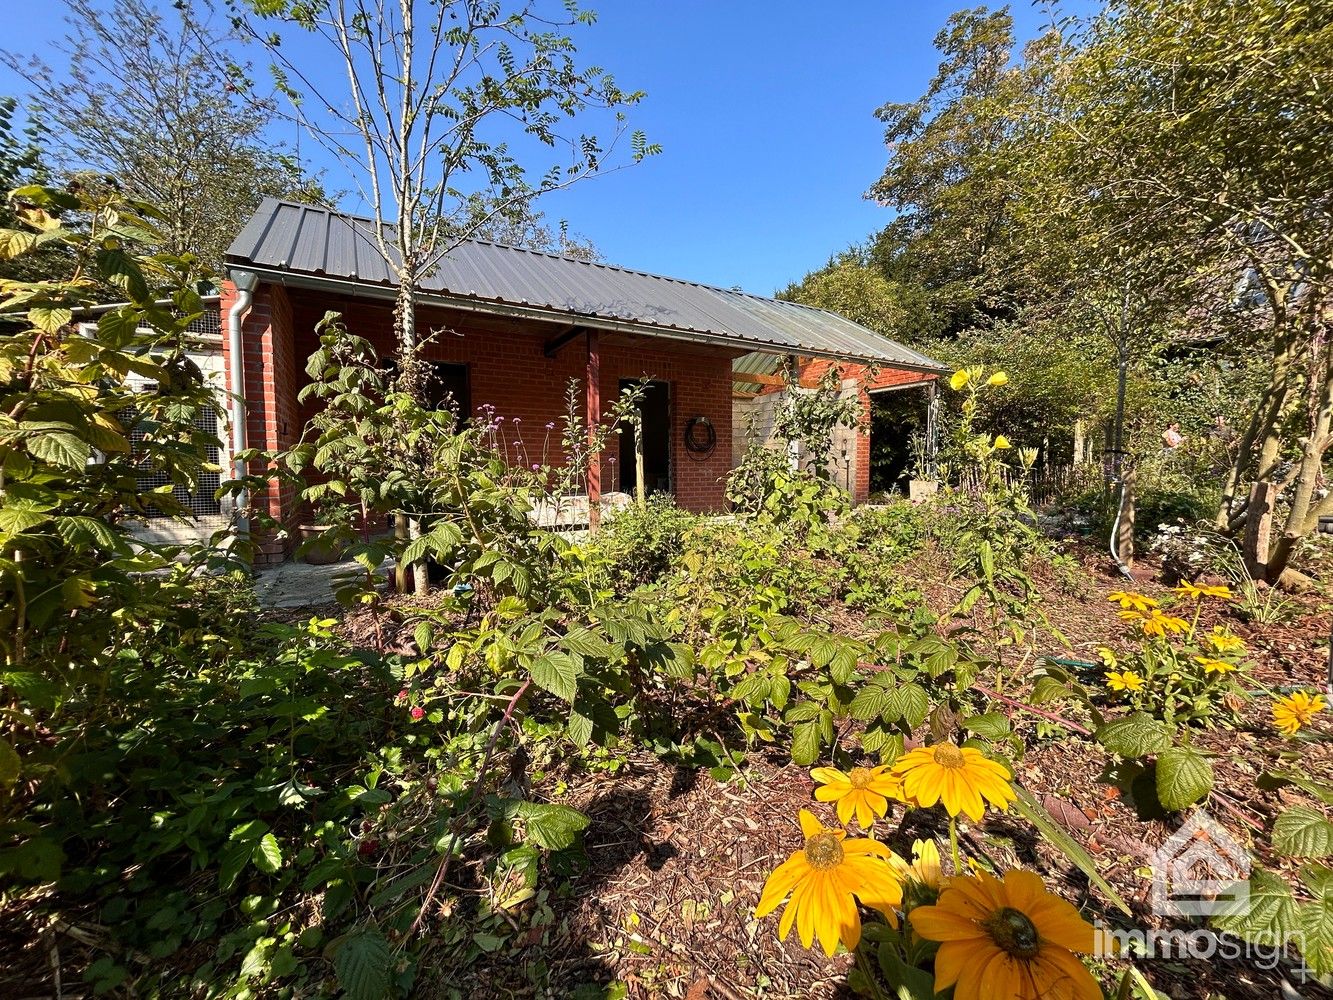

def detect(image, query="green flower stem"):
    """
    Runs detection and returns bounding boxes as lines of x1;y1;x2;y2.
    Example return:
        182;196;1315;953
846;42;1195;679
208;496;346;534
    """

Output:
855;946;888;1000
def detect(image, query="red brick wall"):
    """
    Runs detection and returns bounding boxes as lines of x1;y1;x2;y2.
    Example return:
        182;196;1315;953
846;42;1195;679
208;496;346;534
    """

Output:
797;359;937;502
227;282;741;559
220;281;300;564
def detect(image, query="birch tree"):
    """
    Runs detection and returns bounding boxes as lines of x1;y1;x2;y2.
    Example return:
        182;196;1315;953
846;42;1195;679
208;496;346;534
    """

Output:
239;0;653;367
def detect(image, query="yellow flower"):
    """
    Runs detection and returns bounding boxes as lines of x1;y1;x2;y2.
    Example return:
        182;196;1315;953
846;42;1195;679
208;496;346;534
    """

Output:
1173;580;1233;600
911;869;1102;1000
754;809;904;956
810;764;904;829
1096;647;1118;669
949;369;971;391
1107;590;1158;612
987;371;1009;387
1122;608;1189;637
1106;670;1145;692
1273;691;1326;736
1207;628;1246;655
1193;656;1237;675
890;744;1015;822
897;837;944;890
992;435;1012;450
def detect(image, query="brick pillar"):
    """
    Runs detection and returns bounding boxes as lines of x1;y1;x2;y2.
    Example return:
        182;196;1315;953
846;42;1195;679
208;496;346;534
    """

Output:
219;279;299;565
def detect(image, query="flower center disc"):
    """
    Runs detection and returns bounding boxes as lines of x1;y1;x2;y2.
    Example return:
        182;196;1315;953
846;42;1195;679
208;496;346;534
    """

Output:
984;907;1041;959
803;832;845;870
932;744;965;769
848;767;873;789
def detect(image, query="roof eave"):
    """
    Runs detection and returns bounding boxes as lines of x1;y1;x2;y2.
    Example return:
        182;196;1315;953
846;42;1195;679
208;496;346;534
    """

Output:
229;263;947;375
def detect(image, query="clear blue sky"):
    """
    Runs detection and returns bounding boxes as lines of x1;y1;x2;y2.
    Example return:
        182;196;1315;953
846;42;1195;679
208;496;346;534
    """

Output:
1;1;1080;295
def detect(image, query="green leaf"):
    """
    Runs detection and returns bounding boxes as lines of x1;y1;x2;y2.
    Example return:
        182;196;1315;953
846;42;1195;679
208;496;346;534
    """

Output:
218;839;252;891
529;651;580;702
885;682;929;728
27;432;91;470
0;738;19;790
513;800;589;850
1096;712;1173;758
1297;867;1333;974
332;927;392;1000
1273;807;1333;859
28;306;72;333
848;681;893;721
252;833;283;874
1211;867;1297;949
963;712;1012;740
790;720;822;766
1012;786;1131;915
1155;746;1213;811
0;507;51;534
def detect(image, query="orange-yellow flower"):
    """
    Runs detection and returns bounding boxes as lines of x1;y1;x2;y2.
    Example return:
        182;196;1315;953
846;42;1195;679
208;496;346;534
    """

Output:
1121;608;1189;637
1107;590;1157;613
811;765;904;829
1193;656;1237;675
949;369;972;391
911;869;1102;1000
754;809;904;956
987;371;1010;387
1106;670;1145;693
892;837;944;890
1273;691;1326;736
1173;580;1233;600
890;744;1015;822
1206;628;1246;655
992;434;1013;450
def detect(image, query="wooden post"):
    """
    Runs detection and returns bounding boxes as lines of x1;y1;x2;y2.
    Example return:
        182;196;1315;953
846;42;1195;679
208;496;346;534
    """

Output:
1073;419;1086;466
585;329;601;532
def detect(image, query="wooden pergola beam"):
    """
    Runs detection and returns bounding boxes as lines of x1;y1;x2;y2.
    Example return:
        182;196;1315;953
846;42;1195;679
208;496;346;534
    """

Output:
543;324;584;358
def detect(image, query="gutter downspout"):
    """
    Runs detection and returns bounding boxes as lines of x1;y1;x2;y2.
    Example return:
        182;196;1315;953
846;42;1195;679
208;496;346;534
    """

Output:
227;270;259;545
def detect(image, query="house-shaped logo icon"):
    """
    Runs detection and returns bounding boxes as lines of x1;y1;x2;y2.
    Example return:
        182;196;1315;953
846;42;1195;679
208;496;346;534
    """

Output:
1149;810;1251;917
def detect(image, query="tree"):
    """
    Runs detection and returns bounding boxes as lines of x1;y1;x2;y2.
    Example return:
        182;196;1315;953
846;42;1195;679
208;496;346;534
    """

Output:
780;248;918;337
1045;0;1333;582
468;201;602;262
1;0;325;274
238;0;655;593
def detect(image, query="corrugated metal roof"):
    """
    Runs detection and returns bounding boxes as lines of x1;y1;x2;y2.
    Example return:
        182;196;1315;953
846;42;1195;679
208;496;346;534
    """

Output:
227;198;945;373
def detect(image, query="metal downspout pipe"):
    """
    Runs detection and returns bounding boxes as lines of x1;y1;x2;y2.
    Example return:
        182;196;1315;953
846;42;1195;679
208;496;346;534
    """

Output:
227;270;259;545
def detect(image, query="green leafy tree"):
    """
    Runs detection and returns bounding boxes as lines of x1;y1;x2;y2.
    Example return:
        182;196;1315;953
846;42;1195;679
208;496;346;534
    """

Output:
1;0;326;274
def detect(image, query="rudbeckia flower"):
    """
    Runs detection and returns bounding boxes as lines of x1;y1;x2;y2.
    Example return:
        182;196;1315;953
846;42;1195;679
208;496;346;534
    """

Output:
1206;628;1246;655
949;369;971;391
1193;656;1237;675
810;764;904;829
1173;580;1233;600
911;869;1102;1000
1107;591;1157;613
1106;670;1145;692
1273;691;1326;736
890;744;1015;822
1123;609;1189;637
754;809;904;956
892;837;944;890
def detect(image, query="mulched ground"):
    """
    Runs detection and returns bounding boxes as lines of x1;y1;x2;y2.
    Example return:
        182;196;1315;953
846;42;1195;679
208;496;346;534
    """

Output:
419;542;1333;999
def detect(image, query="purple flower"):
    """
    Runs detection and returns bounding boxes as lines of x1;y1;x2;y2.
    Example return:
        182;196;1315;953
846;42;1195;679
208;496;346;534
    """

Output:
531;463;541;470
513;417;521;424
545;422;555;430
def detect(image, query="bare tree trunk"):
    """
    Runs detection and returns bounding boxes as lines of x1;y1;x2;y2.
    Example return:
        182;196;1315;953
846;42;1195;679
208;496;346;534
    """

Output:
1117;464;1136;567
1243;480;1277;582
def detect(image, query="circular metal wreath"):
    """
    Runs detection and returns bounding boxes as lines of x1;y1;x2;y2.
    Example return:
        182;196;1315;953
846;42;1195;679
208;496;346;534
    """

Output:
683;415;717;458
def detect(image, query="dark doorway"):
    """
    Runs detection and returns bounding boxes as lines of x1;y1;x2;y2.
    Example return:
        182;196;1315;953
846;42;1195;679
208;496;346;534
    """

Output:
619;379;671;495
425;362;470;419
869;387;929;495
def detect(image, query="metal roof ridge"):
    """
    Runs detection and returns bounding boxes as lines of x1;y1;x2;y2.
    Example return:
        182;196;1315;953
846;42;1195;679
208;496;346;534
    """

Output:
252;197;840;309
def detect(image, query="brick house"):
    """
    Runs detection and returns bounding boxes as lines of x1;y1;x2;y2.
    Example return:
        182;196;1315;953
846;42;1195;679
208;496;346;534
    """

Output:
223;199;943;563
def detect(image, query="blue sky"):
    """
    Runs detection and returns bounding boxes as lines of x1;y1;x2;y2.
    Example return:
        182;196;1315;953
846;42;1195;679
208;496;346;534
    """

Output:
2;1;1077;295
